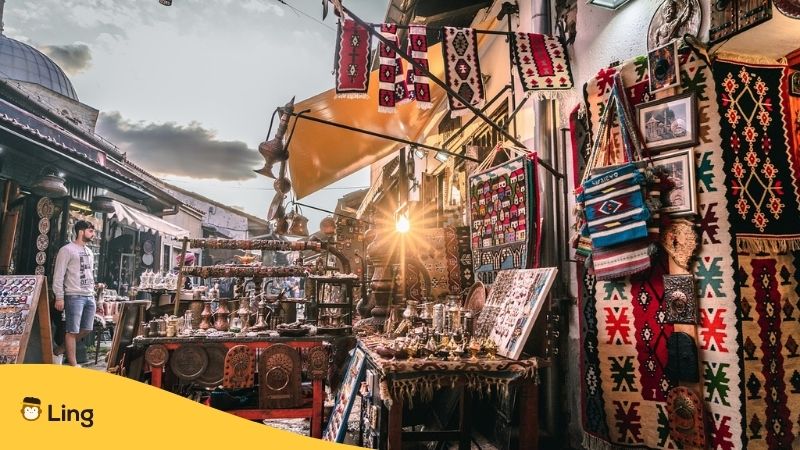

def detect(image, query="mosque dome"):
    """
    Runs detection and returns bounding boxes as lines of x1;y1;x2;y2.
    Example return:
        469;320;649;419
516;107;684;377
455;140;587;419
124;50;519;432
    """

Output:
0;34;78;101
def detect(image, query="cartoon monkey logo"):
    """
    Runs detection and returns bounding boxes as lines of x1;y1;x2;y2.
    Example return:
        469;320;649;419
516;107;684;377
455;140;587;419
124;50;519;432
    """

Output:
21;397;42;421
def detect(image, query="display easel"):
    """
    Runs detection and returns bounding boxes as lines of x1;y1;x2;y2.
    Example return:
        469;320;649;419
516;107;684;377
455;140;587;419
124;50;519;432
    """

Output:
0;275;53;364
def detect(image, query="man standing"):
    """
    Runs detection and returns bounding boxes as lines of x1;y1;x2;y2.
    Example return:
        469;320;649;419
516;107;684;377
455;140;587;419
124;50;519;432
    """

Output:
52;220;96;367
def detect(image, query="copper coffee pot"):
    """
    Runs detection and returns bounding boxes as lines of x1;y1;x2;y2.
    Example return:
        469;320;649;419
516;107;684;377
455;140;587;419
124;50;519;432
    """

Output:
287;206;309;237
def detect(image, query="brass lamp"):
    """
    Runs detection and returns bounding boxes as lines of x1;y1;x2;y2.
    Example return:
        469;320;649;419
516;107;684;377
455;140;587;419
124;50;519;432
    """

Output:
31;167;68;198
90;190;115;213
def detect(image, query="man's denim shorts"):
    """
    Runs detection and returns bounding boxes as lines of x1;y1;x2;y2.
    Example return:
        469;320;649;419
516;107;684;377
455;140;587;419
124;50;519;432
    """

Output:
64;295;95;334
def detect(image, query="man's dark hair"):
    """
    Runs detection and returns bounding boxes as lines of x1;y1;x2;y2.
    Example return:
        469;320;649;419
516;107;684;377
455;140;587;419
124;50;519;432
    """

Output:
74;220;95;235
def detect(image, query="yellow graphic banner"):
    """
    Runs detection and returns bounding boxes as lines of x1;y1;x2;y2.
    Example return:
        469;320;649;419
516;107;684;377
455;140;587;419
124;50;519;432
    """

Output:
0;365;355;449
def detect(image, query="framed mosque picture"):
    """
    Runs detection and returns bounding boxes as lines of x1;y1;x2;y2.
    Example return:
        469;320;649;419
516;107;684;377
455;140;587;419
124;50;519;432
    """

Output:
636;92;699;153
651;148;697;216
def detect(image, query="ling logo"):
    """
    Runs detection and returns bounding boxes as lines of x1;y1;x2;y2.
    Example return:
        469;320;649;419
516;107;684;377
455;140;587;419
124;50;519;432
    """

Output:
21;397;42;421
20;396;94;427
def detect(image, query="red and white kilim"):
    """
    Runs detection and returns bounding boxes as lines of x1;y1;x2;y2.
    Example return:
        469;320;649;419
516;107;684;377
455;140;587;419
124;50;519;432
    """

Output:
513;32;573;98
377;24;408;113
407;25;432;110
442;27;485;118
334;18;371;99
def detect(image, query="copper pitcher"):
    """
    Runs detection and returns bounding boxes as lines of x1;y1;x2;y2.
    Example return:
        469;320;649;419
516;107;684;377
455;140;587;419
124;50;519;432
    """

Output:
287;212;309;237
214;300;230;331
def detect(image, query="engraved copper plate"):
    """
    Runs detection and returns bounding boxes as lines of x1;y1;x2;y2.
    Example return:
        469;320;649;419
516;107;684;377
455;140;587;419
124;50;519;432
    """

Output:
36;235;49;251
144;344;169;367
36;197;54;219
169;344;208;381
38;218;50;235
35;252;47;266
223;345;255;389
666;386;706;448
464;281;486;313
196;344;227;388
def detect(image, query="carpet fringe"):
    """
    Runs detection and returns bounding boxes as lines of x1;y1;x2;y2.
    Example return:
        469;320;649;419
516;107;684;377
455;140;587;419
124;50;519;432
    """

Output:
714;51;787;66
737;237;800;255
334;93;369;100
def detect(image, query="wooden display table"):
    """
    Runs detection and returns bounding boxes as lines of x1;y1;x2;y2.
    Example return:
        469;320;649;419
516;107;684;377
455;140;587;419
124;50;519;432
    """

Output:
359;337;546;450
133;335;328;438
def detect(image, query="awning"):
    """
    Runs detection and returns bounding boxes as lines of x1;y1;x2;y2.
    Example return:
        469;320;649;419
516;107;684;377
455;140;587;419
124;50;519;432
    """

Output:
287;43;447;199
111;200;189;239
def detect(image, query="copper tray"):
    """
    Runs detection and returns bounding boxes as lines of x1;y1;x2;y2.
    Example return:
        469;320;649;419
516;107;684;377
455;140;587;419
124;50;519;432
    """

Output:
169;344;208;381
464;281;486;313
196;344;227;388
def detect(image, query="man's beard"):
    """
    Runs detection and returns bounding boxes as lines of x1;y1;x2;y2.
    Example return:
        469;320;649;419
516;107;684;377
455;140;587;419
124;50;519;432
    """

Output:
80;235;94;244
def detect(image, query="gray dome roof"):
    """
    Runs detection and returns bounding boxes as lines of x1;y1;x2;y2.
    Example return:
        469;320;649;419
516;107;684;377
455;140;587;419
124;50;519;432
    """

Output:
0;35;78;100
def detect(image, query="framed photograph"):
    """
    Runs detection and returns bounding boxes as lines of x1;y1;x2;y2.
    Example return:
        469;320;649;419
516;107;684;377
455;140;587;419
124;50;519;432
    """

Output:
791;71;800;97
636;92;699;153
651;148;697;216
648;39;680;93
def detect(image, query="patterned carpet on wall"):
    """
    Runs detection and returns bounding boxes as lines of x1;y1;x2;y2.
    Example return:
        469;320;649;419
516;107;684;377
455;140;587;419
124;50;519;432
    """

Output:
713;59;800;254
406;227;460;302
713;59;800;450
580;50;743;449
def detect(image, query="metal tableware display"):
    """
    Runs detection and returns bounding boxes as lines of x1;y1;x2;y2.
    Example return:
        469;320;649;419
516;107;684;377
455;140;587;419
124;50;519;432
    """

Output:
223;345;255;389
196;345;227;388
144;344;169;367
258;344;302;409
169;344;209;381
36;197;55;218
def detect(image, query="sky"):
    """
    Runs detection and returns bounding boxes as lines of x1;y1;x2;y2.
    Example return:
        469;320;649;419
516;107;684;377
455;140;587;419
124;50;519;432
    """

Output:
4;0;387;232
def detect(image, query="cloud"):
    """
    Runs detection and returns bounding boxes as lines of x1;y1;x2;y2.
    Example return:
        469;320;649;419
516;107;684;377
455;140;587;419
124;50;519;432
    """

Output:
97;112;261;181
39;43;92;75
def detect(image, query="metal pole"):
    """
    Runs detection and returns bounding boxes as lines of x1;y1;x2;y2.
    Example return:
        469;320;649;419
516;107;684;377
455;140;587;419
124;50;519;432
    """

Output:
337;2;527;151
499;2;520;137
172;237;188;316
289;112;480;163
441;85;511;150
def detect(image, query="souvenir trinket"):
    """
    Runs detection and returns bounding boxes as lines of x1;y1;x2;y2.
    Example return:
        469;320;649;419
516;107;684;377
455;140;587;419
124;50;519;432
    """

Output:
258;344;302;409
307;346;329;380
223;345;255;389
664;274;697;324
666;387;706;448
661;219;697;271
666;332;699;383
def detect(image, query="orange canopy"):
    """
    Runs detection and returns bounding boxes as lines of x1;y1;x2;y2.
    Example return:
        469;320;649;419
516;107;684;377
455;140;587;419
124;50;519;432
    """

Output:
287;43;446;199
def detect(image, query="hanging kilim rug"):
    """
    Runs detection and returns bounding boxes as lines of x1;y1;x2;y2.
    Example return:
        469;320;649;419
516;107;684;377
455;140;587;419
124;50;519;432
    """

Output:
468;154;540;284
406;227;460;302
377;24;409;113
334;18;371;99
407;25;433;110
713;59;800;254
442;27;485;118
580;49;743;450
736;250;800;449
512;32;574;98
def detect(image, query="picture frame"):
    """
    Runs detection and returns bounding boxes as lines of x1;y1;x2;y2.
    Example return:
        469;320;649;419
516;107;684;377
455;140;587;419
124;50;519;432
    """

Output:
647;39;680;93
791;71;800;97
636;92;699;153
651;148;697;216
